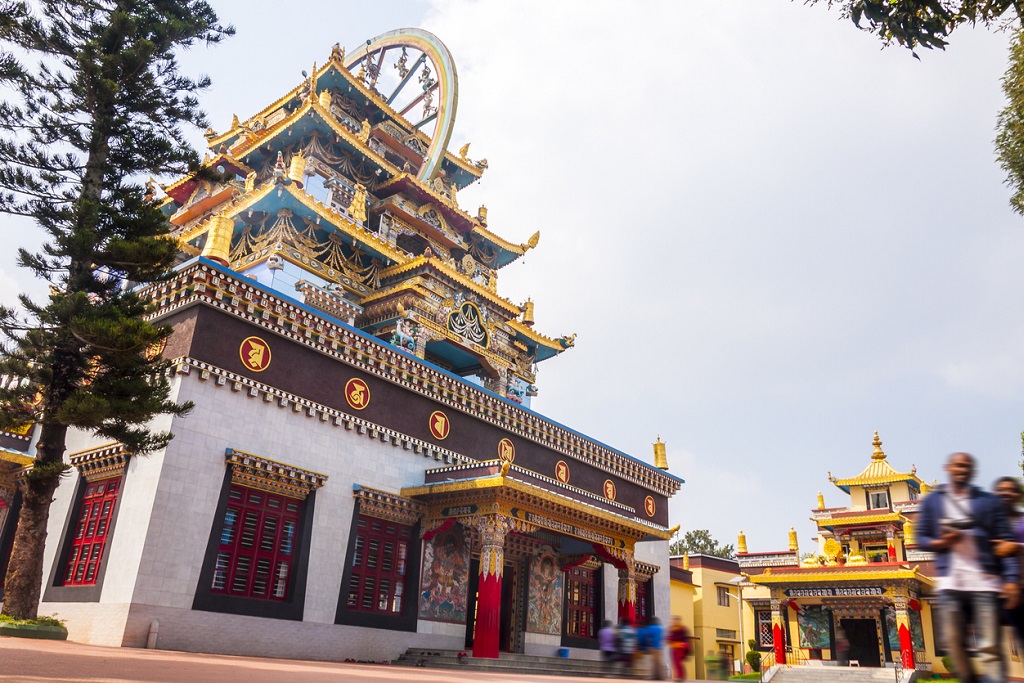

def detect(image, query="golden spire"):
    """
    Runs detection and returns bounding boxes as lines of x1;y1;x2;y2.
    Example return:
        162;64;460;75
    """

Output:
871;431;886;461
737;530;747;555
788;526;798;552
682;552;689;571
230;113;240;130
653;436;668;470
903;518;916;547
817;491;825;510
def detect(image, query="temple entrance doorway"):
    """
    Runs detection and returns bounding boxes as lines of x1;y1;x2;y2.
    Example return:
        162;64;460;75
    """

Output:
465;559;522;653
841;618;881;667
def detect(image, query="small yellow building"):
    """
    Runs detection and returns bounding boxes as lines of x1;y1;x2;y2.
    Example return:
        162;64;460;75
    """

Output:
729;433;1024;678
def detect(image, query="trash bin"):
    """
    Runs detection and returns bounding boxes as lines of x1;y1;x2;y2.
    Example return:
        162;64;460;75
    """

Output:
558;647;570;658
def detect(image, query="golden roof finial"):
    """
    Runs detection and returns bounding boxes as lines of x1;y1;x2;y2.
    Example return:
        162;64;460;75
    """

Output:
459;142;470;160
230;113;240;130
816;491;825;510
871;431;886;461
653;436;668;470
682;552;690;571
737;530;748;555
788;526;798;552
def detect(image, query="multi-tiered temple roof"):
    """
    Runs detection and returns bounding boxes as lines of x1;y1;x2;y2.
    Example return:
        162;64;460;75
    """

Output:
157;29;573;408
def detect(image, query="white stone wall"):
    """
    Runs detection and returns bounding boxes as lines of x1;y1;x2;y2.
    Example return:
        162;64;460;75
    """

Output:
35;367;675;663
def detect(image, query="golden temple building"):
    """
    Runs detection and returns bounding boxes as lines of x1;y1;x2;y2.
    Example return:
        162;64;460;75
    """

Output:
709;432;1024;678
0;29;682;668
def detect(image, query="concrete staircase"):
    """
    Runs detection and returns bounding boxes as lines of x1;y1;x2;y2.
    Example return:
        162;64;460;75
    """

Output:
768;664;923;683
393;648;611;678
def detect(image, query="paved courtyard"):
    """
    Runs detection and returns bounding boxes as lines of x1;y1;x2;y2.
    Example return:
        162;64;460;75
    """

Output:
0;637;714;682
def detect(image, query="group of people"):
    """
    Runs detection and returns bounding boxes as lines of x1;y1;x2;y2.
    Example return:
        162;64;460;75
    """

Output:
918;451;1024;683
598;616;692;680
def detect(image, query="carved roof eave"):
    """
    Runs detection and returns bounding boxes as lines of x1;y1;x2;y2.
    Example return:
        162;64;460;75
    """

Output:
833;473;925;491
471;225;532;262
353;484;424;526
205;51;482;185
175;181;411;267
373;173;482;236
400;473;672;541
357;280;436;308
161;153;255;204
749;566;932;587
223;100;398;180
378;255;522;316
0;449;33;467
506;319;570;353
815;511;906;528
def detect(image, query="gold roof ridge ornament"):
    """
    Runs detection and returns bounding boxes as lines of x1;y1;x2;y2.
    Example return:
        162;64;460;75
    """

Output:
737;530;748;554
871;430;886;461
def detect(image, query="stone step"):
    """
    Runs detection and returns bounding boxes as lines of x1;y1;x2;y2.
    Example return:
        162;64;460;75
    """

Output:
394;648;614;678
769;665;914;682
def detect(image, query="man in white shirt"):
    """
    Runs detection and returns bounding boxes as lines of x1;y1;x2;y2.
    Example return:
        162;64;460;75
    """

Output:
918;452;1019;683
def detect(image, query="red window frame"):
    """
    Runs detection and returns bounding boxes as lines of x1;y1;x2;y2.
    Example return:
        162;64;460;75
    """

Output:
64;476;121;586
564;566;598;638
211;485;301;600
345;514;412;615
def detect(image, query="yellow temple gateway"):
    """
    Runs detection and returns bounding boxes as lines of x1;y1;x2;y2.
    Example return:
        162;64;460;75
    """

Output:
0;29;682;668
697;432;1023;678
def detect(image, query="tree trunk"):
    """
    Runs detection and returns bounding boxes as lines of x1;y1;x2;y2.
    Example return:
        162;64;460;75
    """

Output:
1;423;67;620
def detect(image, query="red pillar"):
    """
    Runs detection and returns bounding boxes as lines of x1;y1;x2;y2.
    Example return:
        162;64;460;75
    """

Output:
771;600;786;665
472;517;507;659
895;599;915;669
618;563;636;624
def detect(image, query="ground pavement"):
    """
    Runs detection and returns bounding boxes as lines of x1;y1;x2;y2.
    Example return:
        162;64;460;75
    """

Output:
0;638;716;683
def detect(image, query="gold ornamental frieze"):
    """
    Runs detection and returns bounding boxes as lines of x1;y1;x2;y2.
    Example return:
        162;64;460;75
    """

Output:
68;442;132;482
225;448;328;500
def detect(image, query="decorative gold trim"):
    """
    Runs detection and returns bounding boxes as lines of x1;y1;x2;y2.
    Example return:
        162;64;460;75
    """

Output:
144;263;682;497
750;567;931;585
353;485;423;526
816;511;905;527
68;442;131;482
0;450;33;467
225;448;328;500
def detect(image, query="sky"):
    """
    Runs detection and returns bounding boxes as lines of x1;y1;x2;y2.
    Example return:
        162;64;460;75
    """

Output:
3;0;1024;554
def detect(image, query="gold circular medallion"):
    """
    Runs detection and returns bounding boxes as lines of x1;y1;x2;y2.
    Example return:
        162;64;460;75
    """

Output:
498;438;515;463
428;410;450;440
644;496;656;517
344;378;370;410
239;336;271;372
603;480;617;501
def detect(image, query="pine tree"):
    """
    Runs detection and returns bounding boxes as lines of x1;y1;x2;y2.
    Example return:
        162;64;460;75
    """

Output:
0;0;231;619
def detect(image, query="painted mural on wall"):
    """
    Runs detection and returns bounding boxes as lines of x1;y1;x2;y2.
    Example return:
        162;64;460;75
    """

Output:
884;607;925;651
418;523;470;623
797;605;831;649
526;551;563;634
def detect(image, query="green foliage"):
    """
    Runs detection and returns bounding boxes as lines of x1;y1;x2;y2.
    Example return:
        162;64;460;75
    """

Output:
996;32;1024;216
0;0;231;619
941;655;954;673
806;1;1022;53
745;649;761;672
0;613;65;628
0;1;234;454
669;529;736;559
